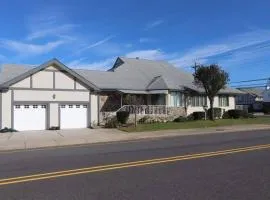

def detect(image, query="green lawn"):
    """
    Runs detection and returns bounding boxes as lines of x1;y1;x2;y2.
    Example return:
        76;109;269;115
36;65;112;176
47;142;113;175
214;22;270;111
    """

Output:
119;117;270;132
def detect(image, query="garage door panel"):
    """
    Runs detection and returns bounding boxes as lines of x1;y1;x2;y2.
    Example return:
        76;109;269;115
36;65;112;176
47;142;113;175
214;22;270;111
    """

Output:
60;104;87;129
14;104;47;131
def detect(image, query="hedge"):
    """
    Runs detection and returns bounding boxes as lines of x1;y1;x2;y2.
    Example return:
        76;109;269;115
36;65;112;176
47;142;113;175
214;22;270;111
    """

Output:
192;111;205;120
207;107;222;119
116;111;130;124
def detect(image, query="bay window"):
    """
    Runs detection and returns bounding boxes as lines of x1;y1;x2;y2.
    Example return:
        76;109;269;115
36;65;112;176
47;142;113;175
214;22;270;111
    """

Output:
219;96;229;107
170;92;184;107
190;96;207;107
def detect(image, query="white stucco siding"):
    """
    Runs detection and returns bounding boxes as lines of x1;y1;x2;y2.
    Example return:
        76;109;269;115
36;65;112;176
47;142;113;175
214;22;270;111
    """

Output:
75;81;87;90
2;91;12;128
90;94;98;125
32;71;54;88
13;90;89;102
55;71;74;89
46;65;59;71
186;96;235;115
49;103;59;127
12;77;31;88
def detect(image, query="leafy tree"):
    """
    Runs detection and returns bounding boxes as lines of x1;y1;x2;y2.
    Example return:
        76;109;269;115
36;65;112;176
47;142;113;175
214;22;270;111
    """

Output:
193;64;229;120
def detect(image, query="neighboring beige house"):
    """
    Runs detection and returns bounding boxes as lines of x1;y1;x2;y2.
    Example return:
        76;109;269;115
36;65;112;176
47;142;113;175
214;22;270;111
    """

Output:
0;57;240;131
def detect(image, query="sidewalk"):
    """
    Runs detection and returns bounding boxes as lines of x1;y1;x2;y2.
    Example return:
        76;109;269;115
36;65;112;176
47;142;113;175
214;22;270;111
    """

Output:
0;124;270;151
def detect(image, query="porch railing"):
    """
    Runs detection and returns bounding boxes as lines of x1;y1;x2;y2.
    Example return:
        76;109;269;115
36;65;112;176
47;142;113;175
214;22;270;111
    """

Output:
115;105;168;115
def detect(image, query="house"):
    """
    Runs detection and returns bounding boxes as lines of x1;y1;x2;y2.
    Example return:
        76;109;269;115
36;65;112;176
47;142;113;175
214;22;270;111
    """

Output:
0;57;240;131
235;88;264;111
263;79;270;103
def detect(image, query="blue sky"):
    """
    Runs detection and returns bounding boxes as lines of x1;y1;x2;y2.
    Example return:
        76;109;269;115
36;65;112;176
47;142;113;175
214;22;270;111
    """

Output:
0;0;270;82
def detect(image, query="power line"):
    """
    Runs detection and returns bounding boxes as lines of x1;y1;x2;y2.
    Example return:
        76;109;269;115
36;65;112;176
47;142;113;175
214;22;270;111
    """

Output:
230;78;270;84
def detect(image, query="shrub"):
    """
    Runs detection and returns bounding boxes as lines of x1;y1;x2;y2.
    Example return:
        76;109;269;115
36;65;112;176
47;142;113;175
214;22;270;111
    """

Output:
0;127;18;133
222;111;231;119
116;111;130;124
263;103;270;114
173;116;187;122
187;114;195;121
192;112;205;120
104;117;118;128
207;108;222;119
240;110;249;118
228;109;242;119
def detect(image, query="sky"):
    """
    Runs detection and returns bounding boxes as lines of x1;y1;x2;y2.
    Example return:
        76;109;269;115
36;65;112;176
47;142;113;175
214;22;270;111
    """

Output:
0;0;269;83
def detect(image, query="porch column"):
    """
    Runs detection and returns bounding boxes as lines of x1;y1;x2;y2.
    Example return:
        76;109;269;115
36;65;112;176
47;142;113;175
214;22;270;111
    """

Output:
120;93;123;107
147;94;151;105
165;93;169;106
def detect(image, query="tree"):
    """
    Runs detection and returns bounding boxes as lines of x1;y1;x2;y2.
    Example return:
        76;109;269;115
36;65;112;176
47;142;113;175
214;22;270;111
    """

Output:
193;64;229;120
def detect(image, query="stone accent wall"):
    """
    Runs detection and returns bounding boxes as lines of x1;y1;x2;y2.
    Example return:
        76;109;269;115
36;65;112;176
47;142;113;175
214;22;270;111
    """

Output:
167;107;186;118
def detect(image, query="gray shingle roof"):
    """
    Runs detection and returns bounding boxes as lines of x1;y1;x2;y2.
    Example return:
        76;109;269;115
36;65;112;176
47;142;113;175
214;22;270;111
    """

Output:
237;88;264;97
0;64;34;85
0;57;242;94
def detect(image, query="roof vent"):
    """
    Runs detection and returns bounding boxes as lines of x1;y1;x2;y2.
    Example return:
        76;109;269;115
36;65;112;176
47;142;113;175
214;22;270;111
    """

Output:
135;57;139;59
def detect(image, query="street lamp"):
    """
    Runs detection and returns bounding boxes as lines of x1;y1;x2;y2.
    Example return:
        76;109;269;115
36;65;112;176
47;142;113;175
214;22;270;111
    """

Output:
203;105;208;120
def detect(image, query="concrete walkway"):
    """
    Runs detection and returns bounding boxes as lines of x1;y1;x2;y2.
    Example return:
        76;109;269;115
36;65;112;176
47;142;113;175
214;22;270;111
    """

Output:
1;124;270;151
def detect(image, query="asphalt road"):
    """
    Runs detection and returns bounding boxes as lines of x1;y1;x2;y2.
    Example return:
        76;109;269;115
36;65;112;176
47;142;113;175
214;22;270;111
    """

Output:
1;129;270;200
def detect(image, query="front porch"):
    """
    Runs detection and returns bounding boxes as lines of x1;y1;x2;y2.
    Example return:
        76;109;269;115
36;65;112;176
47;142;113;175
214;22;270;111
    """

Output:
98;91;186;123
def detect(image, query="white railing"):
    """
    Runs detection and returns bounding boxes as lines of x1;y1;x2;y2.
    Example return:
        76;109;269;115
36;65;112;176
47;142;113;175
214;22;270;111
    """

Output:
115;105;168;115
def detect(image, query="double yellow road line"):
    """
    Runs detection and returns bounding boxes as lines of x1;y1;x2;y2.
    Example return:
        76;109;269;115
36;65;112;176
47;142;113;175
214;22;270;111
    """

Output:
1;143;270;186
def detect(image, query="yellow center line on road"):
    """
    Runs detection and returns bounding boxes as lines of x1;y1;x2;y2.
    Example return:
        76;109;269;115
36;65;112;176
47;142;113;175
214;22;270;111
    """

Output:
0;143;270;186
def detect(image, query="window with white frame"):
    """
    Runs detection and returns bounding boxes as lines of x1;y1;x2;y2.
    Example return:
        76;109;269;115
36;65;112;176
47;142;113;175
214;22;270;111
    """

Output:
170;92;184;107
219;96;229;107
190;96;207;107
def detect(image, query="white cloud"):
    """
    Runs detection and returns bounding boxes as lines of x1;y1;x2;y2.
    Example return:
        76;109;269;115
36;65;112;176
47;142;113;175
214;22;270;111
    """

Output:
145;20;164;30
170;29;270;68
76;35;115;54
67;57;115;70
125;49;167;60
0;40;65;56
27;24;78;41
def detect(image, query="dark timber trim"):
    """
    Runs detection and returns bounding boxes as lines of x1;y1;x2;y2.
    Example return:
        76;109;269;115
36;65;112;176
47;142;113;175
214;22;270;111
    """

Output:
11;90;14;129
10;87;89;92
30;75;33;88
97;94;100;125
53;71;56;89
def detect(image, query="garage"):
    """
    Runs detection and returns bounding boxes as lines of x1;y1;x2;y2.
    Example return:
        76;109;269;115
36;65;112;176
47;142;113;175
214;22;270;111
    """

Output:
14;104;47;131
60;104;88;129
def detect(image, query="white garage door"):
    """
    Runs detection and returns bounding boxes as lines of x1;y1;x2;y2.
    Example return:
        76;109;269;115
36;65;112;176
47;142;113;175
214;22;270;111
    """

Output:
60;104;88;129
14;104;47;131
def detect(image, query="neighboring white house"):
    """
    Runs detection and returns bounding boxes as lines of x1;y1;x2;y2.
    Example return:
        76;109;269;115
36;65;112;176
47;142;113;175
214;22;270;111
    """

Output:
0;58;241;131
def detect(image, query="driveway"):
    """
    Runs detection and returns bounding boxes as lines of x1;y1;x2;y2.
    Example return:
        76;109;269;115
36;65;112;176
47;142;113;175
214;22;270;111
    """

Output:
1;124;270;151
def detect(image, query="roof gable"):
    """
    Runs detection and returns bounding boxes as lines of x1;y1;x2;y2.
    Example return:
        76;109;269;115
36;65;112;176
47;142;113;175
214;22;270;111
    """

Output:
0;58;99;91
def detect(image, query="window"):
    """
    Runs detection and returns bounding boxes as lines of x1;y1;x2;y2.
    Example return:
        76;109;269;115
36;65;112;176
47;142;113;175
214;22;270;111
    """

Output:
15;105;20;109
61;105;66;108
170;92;184;107
219;96;229;107
83;105;87;108
33;105;38;109
190;96;207;107
69;105;73;108
41;105;46;109
76;105;80;108
24;105;29;109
